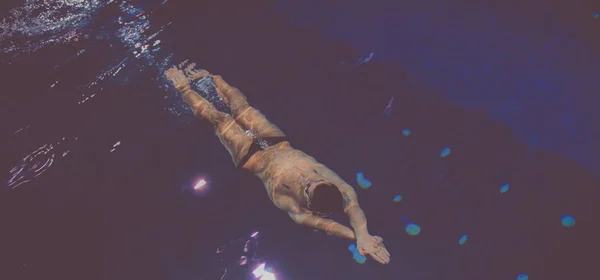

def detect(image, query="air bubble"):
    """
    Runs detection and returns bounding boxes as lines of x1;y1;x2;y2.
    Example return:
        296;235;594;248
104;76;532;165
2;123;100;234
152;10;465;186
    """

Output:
459;234;468;245
356;172;372;189
440;147;451;157
561;215;575;227
405;223;421;236
500;183;510;193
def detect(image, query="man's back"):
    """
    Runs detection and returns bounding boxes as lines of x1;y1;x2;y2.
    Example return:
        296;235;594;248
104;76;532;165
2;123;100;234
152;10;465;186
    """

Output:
245;141;323;211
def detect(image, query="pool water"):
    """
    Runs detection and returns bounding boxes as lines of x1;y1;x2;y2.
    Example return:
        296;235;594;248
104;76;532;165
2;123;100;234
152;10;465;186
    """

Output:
1;1;598;280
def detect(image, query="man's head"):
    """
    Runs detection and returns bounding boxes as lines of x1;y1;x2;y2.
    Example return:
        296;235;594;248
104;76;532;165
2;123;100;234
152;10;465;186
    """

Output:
309;182;345;215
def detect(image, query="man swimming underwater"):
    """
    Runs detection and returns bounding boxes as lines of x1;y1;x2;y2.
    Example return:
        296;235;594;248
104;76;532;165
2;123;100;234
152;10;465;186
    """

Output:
165;61;390;264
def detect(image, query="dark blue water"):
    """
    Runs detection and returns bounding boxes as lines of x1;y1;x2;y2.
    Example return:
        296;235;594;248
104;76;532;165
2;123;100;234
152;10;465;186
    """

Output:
1;1;598;280
277;0;600;174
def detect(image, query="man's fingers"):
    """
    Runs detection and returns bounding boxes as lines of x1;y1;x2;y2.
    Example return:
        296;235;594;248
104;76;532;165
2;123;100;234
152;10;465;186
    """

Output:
383;249;390;259
184;62;196;72
371;246;390;264
378;246;389;256
178;59;189;68
375;249;390;264
372;237;384;248
371;252;386;264
185;68;209;81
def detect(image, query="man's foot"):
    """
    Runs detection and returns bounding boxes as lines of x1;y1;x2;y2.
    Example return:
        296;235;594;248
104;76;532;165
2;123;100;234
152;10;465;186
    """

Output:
181;63;232;106
178;59;189;68
178;62;250;117
184;62;210;81
164;66;190;91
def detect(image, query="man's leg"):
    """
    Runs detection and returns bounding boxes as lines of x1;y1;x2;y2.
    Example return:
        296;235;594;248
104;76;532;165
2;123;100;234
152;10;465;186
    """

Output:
214;117;254;168
184;65;286;138
166;66;253;167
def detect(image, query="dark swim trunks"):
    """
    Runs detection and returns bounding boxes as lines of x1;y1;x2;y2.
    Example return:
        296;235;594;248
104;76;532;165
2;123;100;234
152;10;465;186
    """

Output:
238;134;289;168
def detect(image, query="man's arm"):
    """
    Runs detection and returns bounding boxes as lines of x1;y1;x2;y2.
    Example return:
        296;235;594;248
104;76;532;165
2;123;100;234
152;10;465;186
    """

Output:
315;164;370;239
341;187;370;238
277;195;356;240
289;210;357;240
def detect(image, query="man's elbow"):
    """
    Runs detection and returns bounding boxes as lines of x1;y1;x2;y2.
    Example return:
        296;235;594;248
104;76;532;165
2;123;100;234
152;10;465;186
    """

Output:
344;202;361;215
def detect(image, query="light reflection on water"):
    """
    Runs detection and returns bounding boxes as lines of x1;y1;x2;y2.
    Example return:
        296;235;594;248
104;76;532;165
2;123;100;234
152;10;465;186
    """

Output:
0;0;107;54
2;0;179;190
1;2;254;276
7;132;78;190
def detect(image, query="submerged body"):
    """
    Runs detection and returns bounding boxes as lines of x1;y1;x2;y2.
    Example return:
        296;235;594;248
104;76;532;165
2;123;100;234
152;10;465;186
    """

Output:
165;61;390;264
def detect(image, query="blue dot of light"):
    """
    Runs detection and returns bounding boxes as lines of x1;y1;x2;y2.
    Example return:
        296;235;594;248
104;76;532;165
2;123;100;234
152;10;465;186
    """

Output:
440;147;451;157
348;243;366;264
517;273;529;280
356;172;372;189
459;234;468;245
393;194;402;202
402;128;411;136
353;252;367;264
500;183;510;193
594;13;599;18
561;215;576;227
405;223;421;236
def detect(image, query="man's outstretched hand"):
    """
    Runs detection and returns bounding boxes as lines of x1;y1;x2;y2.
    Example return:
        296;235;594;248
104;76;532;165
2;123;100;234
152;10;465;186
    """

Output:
357;235;390;264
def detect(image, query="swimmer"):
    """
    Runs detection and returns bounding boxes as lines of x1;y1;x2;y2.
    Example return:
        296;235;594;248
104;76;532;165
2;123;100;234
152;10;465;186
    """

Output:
165;61;390;265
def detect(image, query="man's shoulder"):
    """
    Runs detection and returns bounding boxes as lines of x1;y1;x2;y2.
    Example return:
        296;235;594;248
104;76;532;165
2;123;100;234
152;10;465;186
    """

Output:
272;194;302;212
